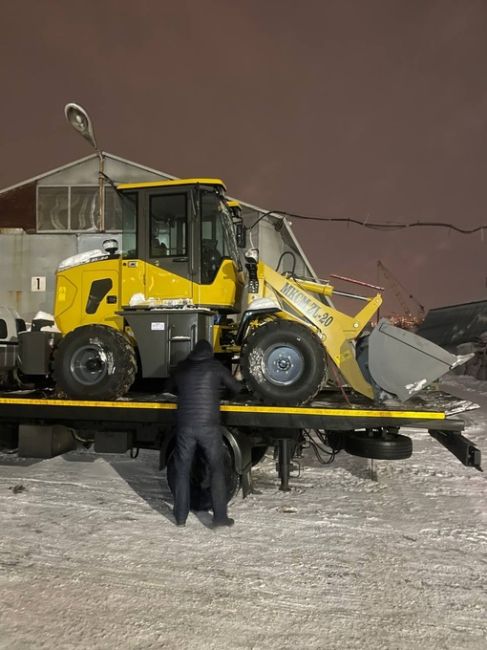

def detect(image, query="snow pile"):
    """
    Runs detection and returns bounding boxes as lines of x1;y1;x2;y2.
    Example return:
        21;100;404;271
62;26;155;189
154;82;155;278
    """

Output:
0;375;485;649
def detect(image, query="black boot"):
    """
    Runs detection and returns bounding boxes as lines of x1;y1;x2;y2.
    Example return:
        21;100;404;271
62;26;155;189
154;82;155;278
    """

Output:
212;517;234;528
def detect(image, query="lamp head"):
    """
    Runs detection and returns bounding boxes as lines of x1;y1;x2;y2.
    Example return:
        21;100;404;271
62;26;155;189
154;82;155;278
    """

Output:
64;102;98;150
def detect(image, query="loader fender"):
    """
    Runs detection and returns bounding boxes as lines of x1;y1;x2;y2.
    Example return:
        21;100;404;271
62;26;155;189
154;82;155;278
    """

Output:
235;299;280;345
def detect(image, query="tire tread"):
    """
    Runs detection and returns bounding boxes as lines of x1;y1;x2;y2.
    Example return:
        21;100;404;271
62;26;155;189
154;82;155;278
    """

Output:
240;319;326;405
52;325;136;400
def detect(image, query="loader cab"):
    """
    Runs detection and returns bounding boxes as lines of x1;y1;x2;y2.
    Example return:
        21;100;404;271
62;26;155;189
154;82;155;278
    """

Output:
227;199;247;249
117;179;242;311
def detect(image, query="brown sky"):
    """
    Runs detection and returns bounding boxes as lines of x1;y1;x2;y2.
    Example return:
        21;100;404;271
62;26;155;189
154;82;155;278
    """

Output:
1;0;486;313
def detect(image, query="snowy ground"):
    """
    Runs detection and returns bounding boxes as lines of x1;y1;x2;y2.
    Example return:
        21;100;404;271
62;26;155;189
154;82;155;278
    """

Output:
0;376;486;650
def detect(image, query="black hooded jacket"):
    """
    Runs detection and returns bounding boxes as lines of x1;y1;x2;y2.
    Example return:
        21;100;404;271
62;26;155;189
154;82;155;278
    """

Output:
168;340;242;427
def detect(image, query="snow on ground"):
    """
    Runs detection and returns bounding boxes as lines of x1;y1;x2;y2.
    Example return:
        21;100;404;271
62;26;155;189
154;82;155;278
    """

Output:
0;376;486;650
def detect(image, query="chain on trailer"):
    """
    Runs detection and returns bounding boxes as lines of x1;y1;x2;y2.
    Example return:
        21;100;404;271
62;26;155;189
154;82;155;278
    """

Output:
301;429;340;465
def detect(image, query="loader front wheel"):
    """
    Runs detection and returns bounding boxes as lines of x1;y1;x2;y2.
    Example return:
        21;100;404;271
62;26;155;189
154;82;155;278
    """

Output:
240;320;326;405
53;325;137;400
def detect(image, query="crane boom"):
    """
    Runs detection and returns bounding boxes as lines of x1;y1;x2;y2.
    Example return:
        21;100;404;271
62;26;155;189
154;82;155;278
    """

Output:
377;260;425;319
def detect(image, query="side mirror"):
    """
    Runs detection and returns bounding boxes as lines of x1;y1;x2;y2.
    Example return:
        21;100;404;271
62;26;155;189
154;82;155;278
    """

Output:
235;222;247;248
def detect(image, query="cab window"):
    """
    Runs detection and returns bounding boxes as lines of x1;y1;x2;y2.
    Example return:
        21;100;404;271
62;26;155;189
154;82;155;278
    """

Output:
121;191;138;258
201;192;239;283
149;193;187;257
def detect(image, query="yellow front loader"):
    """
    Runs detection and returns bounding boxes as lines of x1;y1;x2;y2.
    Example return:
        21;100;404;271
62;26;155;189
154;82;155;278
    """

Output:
50;179;468;403
238;258;380;403
235;252;467;405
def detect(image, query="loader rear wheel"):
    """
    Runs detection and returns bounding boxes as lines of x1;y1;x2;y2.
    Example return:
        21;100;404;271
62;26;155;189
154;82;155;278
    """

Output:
240;320;326;405
53;325;137;400
344;429;412;460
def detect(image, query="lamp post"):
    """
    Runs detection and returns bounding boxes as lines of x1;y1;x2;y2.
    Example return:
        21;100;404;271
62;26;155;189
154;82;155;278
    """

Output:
64;102;105;231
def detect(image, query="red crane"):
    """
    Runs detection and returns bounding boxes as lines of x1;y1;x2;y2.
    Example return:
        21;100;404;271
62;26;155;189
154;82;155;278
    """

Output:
377;260;425;329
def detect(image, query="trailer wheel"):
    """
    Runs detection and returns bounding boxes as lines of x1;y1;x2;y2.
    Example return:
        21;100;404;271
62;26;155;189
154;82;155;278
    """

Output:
240;320;326;405
344;430;412;460
53;325;136;400
166;442;240;511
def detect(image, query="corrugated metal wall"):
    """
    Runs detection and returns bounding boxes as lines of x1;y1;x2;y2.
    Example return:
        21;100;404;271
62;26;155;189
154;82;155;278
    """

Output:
0;232;121;321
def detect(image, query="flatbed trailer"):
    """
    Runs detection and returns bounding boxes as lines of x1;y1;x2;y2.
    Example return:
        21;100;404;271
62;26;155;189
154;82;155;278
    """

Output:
0;389;482;502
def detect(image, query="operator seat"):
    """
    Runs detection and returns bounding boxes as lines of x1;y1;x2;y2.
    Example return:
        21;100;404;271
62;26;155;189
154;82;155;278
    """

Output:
202;238;222;283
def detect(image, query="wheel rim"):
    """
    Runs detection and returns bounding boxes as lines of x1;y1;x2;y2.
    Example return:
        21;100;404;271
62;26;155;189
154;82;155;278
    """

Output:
262;343;304;386
69;344;110;386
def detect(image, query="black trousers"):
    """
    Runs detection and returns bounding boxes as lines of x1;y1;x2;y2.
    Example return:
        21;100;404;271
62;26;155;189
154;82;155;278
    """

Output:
173;424;228;523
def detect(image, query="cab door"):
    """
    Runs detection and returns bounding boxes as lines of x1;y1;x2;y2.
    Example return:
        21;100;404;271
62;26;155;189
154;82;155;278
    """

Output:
143;188;194;301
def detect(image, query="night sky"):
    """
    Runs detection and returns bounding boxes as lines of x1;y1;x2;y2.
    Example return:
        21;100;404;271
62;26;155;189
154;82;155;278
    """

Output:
1;0;486;313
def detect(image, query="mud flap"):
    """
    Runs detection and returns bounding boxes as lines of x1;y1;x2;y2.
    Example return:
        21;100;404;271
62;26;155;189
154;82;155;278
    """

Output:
364;319;473;402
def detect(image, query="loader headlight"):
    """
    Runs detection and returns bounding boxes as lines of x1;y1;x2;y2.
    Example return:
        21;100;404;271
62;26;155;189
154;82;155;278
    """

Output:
102;239;119;255
244;248;259;263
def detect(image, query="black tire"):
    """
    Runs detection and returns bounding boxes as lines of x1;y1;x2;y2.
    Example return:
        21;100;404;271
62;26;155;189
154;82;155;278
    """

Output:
53;325;137;400
166;442;240;511
240;320;326;405
251;445;269;467
325;430;345;452
344;430;412;460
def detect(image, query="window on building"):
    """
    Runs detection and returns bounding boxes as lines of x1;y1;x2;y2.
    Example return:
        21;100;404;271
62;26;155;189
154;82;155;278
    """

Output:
71;187;99;231
104;187;123;231
37;187;69;230
37;185;123;232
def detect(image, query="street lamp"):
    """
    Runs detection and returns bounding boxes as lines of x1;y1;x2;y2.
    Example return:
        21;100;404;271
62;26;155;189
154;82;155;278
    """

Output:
64;102;105;231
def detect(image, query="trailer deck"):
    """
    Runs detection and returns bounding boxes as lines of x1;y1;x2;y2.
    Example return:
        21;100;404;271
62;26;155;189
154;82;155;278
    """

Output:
0;388;481;476
0;388;465;429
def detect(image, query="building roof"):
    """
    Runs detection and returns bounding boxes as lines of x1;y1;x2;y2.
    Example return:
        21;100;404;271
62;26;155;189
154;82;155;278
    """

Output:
0;152;176;195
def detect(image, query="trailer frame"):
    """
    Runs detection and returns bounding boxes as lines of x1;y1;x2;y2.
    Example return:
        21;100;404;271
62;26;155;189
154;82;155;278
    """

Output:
0;389;482;493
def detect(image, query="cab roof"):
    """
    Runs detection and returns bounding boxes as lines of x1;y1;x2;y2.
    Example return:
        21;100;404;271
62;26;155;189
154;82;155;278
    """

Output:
117;178;226;191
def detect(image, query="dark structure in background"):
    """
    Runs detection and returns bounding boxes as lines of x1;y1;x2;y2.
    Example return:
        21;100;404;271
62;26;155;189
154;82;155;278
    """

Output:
418;300;487;380
418;300;487;348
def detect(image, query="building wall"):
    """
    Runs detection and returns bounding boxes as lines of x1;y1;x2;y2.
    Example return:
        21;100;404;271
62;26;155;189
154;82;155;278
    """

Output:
0;232;121;321
0;183;36;230
240;208;314;278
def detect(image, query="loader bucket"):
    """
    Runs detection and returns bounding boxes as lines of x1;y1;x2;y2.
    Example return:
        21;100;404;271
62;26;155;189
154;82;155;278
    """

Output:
363;319;473;402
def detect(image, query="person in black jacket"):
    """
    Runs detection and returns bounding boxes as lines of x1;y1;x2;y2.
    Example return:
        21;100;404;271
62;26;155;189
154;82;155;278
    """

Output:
168;339;242;527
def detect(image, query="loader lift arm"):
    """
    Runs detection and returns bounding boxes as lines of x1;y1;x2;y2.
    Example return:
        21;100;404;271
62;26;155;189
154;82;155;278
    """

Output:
239;257;471;406
258;264;382;399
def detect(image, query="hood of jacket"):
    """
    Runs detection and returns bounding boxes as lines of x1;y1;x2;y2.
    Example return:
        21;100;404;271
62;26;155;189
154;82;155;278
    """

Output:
187;339;214;362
